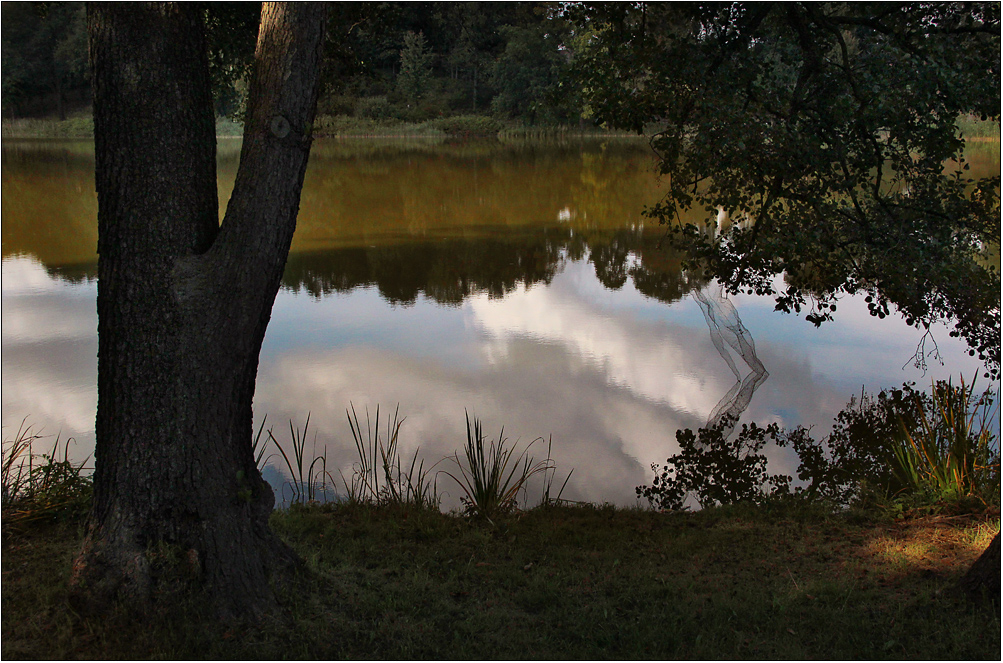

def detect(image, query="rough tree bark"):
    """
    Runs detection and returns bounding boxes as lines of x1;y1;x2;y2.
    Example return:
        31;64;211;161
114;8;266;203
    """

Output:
955;532;1000;607
70;2;328;619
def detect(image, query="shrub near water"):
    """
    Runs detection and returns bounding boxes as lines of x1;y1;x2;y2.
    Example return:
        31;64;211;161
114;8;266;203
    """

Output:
638;377;1001;514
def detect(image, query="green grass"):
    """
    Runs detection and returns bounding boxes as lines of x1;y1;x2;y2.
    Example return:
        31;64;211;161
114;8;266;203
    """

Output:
890;377;1000;505
2;500;998;659
1;114;95;139
2;115;241;139
1;419;91;528
313;114;448;138
956;113;1001;140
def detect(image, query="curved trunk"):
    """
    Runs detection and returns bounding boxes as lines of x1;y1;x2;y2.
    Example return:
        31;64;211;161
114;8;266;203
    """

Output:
71;2;327;619
956;533;1000;607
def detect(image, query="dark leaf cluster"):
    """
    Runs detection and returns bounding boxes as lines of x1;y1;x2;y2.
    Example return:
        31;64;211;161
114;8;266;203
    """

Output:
638;379;1000;512
636;415;791;510
572;2;1001;378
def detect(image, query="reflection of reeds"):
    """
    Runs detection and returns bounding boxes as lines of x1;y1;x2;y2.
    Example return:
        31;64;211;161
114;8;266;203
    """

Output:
1;417;92;526
891;376;1000;504
442;413;556;521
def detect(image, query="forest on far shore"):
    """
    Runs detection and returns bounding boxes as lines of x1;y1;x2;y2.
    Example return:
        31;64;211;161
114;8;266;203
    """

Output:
2;2;595;128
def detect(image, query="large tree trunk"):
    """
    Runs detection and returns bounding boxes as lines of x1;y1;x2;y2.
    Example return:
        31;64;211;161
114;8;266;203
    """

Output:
955;533;1000;607
70;2;327;620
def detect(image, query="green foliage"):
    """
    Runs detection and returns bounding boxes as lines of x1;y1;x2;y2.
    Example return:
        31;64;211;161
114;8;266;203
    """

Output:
490;24;576;125
571;3;1001;377
1;418;92;527
422;114;501;137
443;413;556;521
1;2;88;119
636;416;791;510
396;31;435;105
202;4;260;118
639;377;1000;515
890;377;1000;504
788;379;1000;511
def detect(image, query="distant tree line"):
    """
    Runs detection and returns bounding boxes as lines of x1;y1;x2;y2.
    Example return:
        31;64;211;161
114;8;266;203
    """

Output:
1;2;587;126
2;2;88;119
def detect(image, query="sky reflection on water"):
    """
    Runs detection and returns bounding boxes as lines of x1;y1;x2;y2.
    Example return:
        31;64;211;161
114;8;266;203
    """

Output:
2;138;996;508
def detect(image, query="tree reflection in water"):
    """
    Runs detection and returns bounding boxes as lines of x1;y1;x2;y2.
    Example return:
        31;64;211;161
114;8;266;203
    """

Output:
692;284;769;434
280;225;769;431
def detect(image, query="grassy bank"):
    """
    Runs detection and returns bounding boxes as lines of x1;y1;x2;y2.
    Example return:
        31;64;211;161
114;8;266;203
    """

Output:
0;112;654;141
2;500;998;659
0;115;245;140
4;111;999;142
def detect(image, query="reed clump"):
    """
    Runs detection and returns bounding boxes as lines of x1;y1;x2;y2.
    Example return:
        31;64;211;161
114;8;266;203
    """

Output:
1;418;91;528
342;403;440;510
889;376;1000;506
442;413;568;521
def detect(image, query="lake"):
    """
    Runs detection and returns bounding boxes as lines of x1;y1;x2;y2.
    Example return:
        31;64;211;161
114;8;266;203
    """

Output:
2;137;997;509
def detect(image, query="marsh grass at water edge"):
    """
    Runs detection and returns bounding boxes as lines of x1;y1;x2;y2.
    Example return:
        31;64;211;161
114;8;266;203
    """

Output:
1;418;91;528
442;413;569;521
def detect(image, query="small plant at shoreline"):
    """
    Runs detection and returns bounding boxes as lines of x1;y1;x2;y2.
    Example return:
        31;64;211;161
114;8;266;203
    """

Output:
538;435;574;507
890;376;1000;504
266;414;336;506
442;413;556;521
343;403;440;510
637;376;1001;516
1;418;92;527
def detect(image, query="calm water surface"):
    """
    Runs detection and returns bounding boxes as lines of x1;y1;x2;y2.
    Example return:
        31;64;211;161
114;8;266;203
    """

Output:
2;138;997;508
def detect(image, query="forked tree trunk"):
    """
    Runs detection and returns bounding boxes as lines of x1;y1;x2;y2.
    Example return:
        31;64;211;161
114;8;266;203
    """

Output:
70;2;327;619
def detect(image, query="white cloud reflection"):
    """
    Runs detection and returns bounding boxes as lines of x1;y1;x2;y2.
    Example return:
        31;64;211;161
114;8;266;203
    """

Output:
2;257;97;458
3;254;993;509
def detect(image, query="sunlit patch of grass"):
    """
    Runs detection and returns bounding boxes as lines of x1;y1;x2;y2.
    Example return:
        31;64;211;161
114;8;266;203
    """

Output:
962;518;1001;548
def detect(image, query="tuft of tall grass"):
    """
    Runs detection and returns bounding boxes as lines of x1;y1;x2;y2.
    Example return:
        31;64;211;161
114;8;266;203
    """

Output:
266;414;336;506
442;413;557;521
890;376;1000;505
1;417;92;526
538;435;574;507
343;404;440;509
